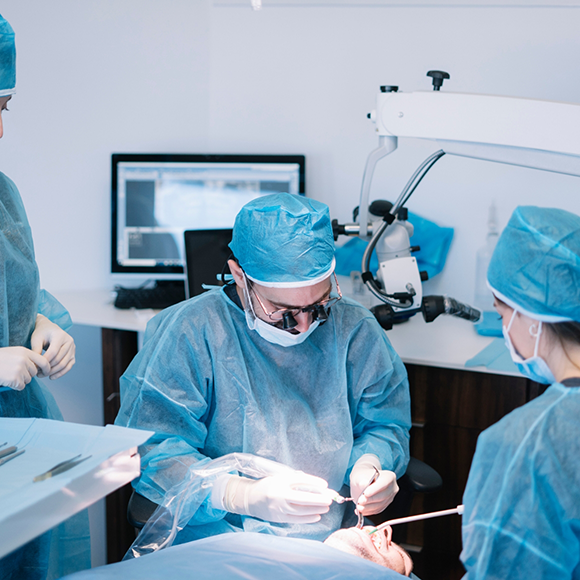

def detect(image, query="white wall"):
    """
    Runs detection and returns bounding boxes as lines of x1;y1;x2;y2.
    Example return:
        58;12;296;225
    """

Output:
208;3;580;303
0;0;211;293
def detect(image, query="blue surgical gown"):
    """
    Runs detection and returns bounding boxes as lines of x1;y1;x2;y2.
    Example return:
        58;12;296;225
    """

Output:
461;381;580;579
115;286;411;542
0;171;90;579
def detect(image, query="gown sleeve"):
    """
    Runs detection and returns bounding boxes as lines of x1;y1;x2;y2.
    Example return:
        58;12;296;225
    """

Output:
37;289;73;331
344;313;411;482
115;302;227;524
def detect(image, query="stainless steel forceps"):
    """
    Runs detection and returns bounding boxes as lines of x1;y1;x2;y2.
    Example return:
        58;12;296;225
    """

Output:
33;454;92;483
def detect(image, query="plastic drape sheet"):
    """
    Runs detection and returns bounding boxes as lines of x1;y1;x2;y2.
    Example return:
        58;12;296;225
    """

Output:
127;453;334;559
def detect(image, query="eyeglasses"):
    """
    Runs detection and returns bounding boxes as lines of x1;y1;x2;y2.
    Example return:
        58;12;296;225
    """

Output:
247;272;342;330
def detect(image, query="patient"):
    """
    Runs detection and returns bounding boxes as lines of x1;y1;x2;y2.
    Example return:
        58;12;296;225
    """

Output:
324;525;413;576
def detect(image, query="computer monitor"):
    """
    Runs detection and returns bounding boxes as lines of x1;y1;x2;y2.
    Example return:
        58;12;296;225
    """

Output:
111;153;306;280
183;229;233;299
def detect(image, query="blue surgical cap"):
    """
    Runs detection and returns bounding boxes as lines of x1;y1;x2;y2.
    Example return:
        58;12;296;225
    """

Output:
487;206;580;322
0;14;15;97
229;193;335;287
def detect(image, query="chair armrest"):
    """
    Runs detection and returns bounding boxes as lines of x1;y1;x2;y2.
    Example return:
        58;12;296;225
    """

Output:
403;457;443;493
127;490;159;530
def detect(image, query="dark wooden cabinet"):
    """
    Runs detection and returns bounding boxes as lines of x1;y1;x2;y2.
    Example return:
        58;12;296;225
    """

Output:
102;328;140;564
395;364;547;580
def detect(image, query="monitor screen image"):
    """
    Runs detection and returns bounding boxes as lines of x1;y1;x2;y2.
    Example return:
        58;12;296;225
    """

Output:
111;153;305;277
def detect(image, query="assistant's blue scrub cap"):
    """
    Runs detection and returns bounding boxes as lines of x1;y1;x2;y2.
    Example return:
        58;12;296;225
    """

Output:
229;193;335;288
0;14;16;97
487;205;580;322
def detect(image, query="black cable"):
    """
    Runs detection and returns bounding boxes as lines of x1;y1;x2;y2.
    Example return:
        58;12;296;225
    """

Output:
362;150;446;306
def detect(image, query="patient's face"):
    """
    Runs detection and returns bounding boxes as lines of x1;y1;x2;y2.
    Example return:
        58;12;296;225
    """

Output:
323;526;413;576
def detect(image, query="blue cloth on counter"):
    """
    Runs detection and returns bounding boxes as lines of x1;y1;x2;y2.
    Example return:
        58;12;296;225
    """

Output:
464;337;518;374
0;169;90;578
473;310;502;337
115;286;410;543
229;193;335;286
62;532;408;580
461;382;580;579
488;205;580;323
335;211;453;280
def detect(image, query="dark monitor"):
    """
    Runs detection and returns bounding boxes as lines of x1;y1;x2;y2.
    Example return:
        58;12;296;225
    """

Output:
111;153;305;279
184;229;233;299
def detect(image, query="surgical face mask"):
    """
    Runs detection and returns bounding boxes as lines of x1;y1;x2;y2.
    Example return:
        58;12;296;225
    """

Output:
502;311;556;384
242;283;320;347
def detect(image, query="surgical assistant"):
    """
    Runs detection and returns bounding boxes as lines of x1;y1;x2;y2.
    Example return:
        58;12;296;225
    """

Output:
116;193;411;543
0;14;90;580
461;206;580;579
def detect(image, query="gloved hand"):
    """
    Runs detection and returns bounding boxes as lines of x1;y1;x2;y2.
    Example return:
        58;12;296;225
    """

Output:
350;454;399;516
0;346;51;391
30;314;76;379
219;471;333;524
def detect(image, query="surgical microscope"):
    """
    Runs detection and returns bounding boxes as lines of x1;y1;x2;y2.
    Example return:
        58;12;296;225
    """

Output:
333;70;580;330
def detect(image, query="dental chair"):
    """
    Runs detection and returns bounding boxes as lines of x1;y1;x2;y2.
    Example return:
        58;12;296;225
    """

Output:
127;457;442;531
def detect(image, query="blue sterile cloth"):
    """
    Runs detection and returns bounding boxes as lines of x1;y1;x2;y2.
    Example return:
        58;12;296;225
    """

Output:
115;287;411;543
0;170;90;578
473;311;502;337
464;337;518;375
62;532;409;580
461;382;580;579
465;338;519;373
335;211;454;280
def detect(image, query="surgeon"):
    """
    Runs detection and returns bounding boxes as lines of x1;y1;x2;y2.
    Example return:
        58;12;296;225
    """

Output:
0;13;89;580
461;206;580;579
116;192;411;543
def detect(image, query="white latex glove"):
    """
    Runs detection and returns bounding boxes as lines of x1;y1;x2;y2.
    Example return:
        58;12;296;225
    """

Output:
30;314;76;379
0;346;51;391
220;471;333;524
350;454;399;516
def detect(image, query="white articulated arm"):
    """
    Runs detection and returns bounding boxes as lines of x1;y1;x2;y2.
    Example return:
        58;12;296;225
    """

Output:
372;90;580;176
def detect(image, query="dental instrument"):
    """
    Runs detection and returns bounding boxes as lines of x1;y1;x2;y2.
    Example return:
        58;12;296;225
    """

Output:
0;448;25;467
33;454;92;483
367;504;464;535
356;466;380;529
0;445;17;459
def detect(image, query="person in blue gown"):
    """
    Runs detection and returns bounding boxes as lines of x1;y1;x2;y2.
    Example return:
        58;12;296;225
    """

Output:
0;13;90;580
116;192;411;543
461;206;580;579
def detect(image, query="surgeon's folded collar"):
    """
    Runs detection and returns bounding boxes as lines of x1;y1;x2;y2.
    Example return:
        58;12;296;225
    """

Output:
245;258;336;288
487;281;574;324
